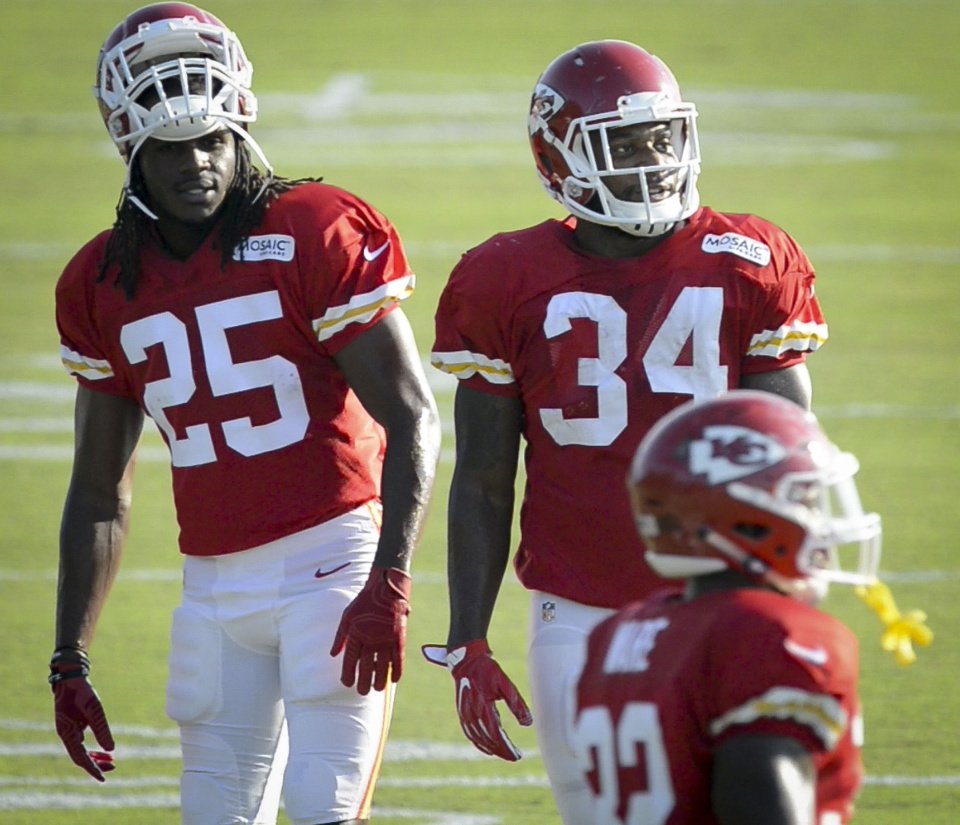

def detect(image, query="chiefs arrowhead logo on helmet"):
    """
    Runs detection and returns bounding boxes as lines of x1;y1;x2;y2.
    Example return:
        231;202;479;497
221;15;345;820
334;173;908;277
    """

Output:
689;425;788;485
528;83;566;134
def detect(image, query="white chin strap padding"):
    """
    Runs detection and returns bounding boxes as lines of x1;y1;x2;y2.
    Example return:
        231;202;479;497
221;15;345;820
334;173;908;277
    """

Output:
144;95;227;142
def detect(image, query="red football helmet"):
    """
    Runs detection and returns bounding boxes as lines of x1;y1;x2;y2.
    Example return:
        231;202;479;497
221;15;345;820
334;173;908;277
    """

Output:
528;40;701;237
94;3;268;171
628;391;881;602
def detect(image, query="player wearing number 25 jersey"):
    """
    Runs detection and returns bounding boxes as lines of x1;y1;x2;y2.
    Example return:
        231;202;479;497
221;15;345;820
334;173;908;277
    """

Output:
427;39;828;825
57;181;408;558
49;6;440;824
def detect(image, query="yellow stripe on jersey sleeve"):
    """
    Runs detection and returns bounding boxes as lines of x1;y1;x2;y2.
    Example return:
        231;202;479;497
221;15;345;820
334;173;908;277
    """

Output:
709;686;848;751
430;350;515;384
747;320;829;357
312;275;415;343
60;344;113;380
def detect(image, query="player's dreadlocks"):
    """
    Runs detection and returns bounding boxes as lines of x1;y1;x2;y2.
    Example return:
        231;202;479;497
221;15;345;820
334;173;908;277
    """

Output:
98;140;319;299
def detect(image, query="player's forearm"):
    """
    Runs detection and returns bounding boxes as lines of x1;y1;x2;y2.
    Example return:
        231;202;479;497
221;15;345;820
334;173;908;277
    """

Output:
445;474;515;648
56;388;143;650
55;484;132;651
374;404;442;573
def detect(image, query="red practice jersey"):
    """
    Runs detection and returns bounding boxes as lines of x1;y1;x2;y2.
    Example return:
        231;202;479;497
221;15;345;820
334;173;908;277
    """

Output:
57;182;413;556
432;209;827;607
573;589;863;825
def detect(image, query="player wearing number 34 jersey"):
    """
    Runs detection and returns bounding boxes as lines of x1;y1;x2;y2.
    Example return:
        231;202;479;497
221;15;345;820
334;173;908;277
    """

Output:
433;206;825;607
429;39;828;825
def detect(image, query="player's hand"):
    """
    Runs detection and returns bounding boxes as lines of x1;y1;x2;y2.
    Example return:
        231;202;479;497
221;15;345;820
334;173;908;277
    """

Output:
49;649;116;782
331;567;411;694
423;639;533;761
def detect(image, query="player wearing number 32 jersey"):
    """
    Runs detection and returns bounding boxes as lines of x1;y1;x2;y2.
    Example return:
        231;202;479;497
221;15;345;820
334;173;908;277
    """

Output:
572;391;880;824
577;591;861;824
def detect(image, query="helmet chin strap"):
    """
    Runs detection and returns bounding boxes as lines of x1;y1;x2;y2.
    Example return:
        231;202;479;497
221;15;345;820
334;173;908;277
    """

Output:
122;118;274;221
617;219;678;238
700;527;829;605
563;177;699;238
565;195;678;238
700;528;768;578
125;192;161;222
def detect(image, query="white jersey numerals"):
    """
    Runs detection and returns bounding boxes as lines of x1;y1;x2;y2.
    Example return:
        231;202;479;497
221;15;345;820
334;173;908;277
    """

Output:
643;286;728;399
539;286;728;447
540;292;628;446
120;290;309;467
574;702;676;825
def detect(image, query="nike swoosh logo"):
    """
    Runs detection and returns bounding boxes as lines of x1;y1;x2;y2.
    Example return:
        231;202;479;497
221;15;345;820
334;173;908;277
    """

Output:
363;239;390;262
457;677;471;713
783;638;829;667
315;561;351;579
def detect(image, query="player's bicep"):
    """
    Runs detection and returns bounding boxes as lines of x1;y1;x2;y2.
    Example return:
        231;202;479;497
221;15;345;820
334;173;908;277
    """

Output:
334;309;436;430
448;384;521;551
69;385;144;505
739;364;812;410
452;383;522;486
712;734;815;825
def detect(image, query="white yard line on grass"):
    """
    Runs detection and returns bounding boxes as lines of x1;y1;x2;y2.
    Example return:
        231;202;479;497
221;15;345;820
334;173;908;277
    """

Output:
0;719;957;814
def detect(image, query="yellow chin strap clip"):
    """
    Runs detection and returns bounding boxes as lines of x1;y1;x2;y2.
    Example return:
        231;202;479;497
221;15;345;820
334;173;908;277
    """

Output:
855;580;933;667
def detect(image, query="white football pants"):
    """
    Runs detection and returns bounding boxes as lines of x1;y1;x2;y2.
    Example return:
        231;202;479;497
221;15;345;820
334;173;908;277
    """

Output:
166;504;392;825
527;592;615;825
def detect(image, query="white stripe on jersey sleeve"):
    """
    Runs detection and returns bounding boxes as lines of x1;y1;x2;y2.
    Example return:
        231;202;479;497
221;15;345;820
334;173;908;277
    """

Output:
312;275;415;343
747;320;829;358
60;344;114;380
430;350;514;384
708;685;848;751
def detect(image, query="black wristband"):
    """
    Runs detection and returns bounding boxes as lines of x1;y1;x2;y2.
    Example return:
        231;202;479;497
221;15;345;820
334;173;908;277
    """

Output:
49;647;91;685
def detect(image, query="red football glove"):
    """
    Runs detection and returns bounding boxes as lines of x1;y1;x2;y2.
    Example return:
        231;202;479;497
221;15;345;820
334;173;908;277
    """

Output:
424;639;533;761
330;567;411;695
49;649;116;782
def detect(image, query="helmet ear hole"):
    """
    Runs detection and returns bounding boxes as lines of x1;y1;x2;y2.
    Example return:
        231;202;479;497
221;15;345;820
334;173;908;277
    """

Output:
733;522;770;541
536;151;555;176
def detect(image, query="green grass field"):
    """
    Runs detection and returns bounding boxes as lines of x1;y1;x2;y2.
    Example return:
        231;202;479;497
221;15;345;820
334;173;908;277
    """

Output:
2;1;959;822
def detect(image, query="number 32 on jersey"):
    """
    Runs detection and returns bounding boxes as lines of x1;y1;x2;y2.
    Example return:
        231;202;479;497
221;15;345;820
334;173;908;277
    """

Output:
574;702;676;825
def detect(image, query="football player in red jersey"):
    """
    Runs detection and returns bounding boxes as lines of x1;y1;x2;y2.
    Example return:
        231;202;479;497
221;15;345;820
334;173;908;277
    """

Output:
573;390;882;824
428;40;830;822
49;5;441;824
